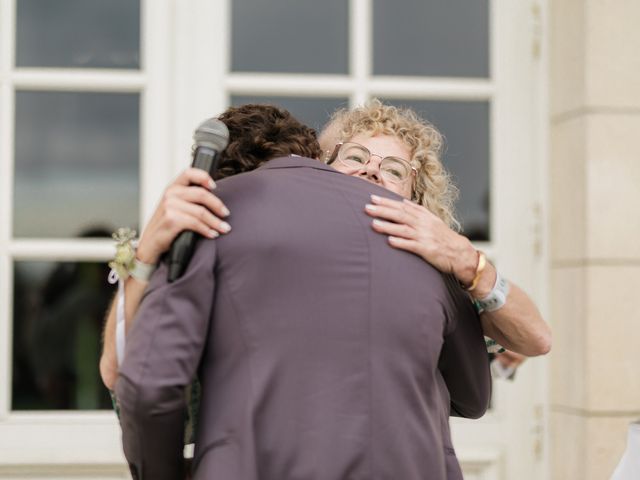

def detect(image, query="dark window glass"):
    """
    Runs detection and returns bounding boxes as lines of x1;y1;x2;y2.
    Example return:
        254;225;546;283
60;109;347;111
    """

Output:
231;0;348;74
373;0;489;77
383;99;490;240
14;91;140;238
16;0;140;69
230;96;348;135
12;260;115;410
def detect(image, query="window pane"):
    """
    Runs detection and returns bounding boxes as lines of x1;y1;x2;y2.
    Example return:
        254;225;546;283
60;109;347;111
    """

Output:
383;99;490;240
373;0;489;77
16;0;140;69
13;260;115;410
14;91;139;238
231;0;348;74
230;96;348;135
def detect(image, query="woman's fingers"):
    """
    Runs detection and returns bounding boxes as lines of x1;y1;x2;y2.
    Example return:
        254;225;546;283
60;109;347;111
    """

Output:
364;202;417;226
175;199;231;235
176;185;230;219
387;236;421;255
371;219;415;239
369;194;404;208
370;194;434;217
370;194;420;210
177;210;221;239
174;167;217;190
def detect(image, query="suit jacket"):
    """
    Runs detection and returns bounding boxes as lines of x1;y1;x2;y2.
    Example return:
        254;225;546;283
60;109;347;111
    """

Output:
116;156;491;480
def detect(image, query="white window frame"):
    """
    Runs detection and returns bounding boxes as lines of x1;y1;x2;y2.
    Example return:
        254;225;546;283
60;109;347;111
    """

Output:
0;0;173;473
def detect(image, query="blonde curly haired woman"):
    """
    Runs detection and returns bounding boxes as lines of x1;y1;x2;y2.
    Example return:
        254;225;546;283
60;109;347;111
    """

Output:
318;100;549;357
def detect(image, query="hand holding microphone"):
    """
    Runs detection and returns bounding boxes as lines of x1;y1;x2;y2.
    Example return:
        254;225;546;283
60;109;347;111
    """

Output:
166;118;230;282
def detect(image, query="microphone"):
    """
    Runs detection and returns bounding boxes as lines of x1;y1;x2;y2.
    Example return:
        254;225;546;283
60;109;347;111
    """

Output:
167;118;230;282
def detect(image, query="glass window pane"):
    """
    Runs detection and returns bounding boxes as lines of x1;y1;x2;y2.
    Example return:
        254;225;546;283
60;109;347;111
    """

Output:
230;96;349;135
373;0;489;77
13;260;115;410
383;99;490;241
16;0;140;69
14;91;140;238
231;0;348;74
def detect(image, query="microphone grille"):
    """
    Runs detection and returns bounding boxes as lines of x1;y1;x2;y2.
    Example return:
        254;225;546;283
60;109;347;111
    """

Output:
193;118;230;151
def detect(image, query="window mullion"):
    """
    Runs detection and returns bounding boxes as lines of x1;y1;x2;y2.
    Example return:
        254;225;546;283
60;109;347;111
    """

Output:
141;0;173;225
12;69;146;92
369;77;494;101
0;0;15;73
351;0;370;106
0;258;12;420
8;239;114;261
0;0;16;420
226;74;353;97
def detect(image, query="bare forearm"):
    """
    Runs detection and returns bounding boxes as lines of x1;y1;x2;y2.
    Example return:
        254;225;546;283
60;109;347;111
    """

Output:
455;250;551;356
99;298;118;390
99;277;149;390
479;279;551;356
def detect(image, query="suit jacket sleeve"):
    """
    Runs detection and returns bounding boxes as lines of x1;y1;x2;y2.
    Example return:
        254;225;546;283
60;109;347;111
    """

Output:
438;274;492;419
115;239;217;480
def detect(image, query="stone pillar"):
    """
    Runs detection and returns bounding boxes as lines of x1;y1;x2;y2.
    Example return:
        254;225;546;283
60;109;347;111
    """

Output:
550;0;640;478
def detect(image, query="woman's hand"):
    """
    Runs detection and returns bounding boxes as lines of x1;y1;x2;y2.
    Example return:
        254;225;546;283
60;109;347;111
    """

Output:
364;194;478;285
494;350;526;370
137;168;231;265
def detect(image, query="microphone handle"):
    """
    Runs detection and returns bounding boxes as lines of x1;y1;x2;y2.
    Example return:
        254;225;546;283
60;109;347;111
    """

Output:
167;146;221;282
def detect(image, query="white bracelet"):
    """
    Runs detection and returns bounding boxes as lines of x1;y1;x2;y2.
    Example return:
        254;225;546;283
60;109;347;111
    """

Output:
129;258;157;282
476;270;510;312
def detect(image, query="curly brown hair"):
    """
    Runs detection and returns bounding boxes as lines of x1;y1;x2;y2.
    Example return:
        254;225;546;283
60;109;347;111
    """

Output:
214;104;322;180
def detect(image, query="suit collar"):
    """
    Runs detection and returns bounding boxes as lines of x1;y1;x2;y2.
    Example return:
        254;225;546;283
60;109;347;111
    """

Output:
258;155;342;174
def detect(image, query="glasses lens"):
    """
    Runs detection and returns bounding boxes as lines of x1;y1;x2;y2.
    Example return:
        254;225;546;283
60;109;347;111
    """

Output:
339;143;370;167
380;157;411;182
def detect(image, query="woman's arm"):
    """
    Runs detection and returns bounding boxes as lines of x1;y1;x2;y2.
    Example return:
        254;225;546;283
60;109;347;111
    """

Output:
99;168;231;390
364;195;551;357
100;277;149;390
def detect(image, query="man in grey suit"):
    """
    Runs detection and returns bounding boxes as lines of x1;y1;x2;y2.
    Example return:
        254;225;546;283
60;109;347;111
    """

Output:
116;105;490;479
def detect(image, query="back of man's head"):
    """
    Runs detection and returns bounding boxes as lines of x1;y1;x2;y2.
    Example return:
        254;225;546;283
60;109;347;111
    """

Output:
215;104;322;180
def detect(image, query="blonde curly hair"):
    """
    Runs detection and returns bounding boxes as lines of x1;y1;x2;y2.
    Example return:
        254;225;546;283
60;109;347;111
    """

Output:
319;99;460;230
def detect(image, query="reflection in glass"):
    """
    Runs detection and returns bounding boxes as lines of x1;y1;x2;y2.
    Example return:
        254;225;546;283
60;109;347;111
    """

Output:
373;0;489;77
16;0;140;69
383;99;490;241
12;258;115;410
231;0;348;74
14;91;139;238
230;96;348;135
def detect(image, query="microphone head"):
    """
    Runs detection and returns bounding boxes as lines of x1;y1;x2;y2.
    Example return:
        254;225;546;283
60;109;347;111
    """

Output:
193;118;230;152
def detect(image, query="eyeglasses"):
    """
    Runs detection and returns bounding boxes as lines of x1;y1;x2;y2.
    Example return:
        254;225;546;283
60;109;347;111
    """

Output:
326;142;417;184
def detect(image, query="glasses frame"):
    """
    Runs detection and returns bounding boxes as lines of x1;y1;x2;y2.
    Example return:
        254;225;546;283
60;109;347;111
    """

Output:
325;142;418;183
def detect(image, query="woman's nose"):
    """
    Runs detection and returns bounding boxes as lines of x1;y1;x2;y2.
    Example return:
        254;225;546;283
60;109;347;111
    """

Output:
360;155;383;183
